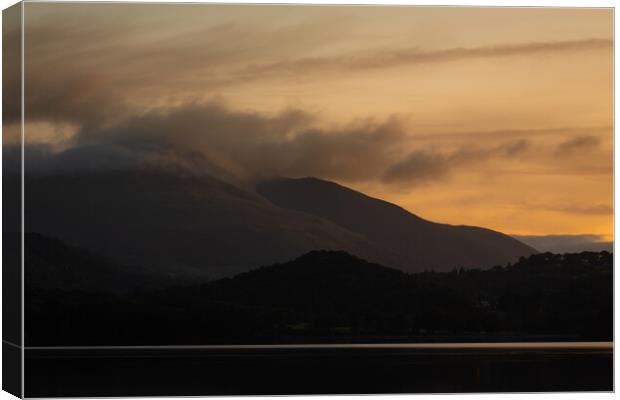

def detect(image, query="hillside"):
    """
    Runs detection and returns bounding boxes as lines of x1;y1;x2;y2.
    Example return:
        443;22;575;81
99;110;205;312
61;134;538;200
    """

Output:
19;232;177;293
26;244;612;345
21;171;397;278
257;177;537;271
17;170;537;277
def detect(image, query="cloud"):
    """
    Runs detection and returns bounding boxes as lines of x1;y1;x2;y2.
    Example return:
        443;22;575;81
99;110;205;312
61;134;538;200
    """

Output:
514;201;612;216
381;140;530;185
22;102;410;183
234;38;612;83
550;203;611;215
501;139;530;156
555;135;601;156
381;151;452;185
558;204;613;215
14;13;355;126
10;10;605;190
13;10;612;128
19;99;542;189
512;234;613;254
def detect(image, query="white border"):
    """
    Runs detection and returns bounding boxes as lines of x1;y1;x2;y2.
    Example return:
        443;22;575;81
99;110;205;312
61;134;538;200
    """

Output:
0;1;617;400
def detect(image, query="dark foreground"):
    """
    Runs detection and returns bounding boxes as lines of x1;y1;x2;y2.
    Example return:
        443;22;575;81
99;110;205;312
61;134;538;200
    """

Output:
25;342;612;397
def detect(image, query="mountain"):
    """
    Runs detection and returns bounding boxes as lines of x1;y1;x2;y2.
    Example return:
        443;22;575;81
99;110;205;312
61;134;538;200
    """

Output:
257;177;537;272
19;232;172;293
21;171;397;278
20;170;535;277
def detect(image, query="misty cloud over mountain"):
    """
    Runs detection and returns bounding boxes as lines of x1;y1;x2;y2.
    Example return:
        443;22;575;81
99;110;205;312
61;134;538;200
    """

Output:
13;100;545;190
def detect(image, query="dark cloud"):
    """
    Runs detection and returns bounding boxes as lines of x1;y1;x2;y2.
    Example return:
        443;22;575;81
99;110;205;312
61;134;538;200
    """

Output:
512;234;613;254
22;102;408;183
381;151;452;185
382;140;530;185
501;139;530;156
23;73;128;129
21;100;537;188
555;135;601;156
13;9;611;193
16;14;353;126
13;12;597;190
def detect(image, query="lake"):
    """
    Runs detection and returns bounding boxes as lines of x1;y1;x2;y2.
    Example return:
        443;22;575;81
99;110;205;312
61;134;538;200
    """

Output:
24;342;613;397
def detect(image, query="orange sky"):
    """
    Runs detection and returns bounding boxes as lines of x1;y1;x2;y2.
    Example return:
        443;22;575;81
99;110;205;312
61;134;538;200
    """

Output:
16;4;613;241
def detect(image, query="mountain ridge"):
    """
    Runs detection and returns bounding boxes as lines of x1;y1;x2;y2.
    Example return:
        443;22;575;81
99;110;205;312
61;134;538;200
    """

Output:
257;176;537;272
22;171;400;278
21;169;535;276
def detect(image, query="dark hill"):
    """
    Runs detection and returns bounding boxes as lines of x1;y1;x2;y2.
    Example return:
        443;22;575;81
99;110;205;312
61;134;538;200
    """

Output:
20;232;166;293
202;250;413;315
21;171;396;278
21;169;535;278
26;246;612;345
257;177;537;272
198;249;612;341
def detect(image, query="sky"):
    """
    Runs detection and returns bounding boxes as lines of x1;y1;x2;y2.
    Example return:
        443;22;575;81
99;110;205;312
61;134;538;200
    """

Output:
8;4;613;251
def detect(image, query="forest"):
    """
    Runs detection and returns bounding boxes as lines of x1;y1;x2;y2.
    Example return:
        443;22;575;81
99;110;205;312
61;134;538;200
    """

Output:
24;234;612;346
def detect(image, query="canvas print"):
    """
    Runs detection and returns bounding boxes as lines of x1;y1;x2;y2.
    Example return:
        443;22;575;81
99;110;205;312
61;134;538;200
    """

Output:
2;2;613;397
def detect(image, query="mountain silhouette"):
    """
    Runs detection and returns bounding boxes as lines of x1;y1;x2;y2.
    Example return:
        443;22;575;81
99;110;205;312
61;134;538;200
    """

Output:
21;171;396;278
207;250;410;305
18;232;177;292
257;177;537;271
20;170;535;277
